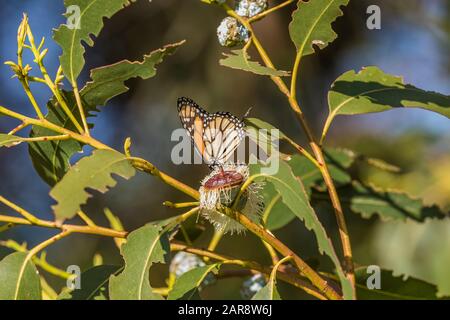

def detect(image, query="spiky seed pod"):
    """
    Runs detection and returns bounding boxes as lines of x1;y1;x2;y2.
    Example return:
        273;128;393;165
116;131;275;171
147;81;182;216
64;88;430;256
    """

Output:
240;273;268;299
217;17;250;47
199;164;264;234
235;0;269;18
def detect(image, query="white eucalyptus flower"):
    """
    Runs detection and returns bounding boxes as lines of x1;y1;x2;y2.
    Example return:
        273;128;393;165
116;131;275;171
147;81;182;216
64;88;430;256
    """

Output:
199;164;264;234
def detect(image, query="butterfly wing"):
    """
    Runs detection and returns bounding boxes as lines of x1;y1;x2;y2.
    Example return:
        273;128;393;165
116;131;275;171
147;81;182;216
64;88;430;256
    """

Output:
178;97;212;164
177;97;245;167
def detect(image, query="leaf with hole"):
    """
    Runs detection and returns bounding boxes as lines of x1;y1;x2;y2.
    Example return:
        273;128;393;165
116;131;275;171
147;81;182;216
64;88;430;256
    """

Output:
109;224;169;300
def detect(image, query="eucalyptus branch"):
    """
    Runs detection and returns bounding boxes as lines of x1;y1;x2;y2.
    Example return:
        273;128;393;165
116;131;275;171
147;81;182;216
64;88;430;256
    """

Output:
248;0;295;23
220;3;355;292
24;21;84;134
171;241;327;300
0;195;41;224
72;83;90;136
221;207;341;300
0;240;71;279
7;121;29;135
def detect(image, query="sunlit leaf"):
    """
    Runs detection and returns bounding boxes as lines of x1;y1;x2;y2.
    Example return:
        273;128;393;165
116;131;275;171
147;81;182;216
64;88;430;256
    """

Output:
81;41;185;107
53;0;137;83
109;224;169;300
50;149;136;220
167;264;220;300
0;134;27;147
0;252;41;300
322;66;450;142
220;50;290;77
289;0;349;57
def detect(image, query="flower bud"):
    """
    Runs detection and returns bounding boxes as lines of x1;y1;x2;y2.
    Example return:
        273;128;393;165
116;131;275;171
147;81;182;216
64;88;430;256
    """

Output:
235;0;269;18
217;17;249;47
240;273;267;299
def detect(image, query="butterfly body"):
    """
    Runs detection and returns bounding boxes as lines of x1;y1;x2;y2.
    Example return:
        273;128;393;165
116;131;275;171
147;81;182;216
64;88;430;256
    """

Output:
177;97;246;170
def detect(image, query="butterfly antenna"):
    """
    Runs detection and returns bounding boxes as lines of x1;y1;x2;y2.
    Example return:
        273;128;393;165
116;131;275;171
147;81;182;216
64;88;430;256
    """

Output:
242;107;252;119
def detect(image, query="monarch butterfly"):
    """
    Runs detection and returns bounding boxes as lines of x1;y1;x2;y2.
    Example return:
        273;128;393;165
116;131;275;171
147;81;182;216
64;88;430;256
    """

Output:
177;97;247;170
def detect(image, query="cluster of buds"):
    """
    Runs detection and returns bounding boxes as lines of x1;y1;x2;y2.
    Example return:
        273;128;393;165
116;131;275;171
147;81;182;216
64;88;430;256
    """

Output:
240;273;267;299
169;251;216;287
217;17;249;47
215;0;268;47
199;164;264;234
235;0;269;18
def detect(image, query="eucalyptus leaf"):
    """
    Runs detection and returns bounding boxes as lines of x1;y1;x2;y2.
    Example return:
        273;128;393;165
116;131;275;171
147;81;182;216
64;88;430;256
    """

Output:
28;92;85;186
289;0;349;57
109;224;169;300
288;148;355;194
355;266;446;300
50;149;136;220
262;183;296;231
322;66;450;142
53;0;137;83
58;265;122;300
220;50;290;77
81;41;185;107
0;134;28;147
333;181;448;222
167;264;220;300
0;252;41;300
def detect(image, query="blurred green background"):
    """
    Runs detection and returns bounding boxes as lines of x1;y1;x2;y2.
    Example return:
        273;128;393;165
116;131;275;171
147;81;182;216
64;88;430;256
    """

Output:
0;0;449;298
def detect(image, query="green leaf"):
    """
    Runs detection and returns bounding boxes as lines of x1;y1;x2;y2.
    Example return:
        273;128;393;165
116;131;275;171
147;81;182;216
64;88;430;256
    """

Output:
250;160;354;299
335;181;448;222
322;66;450;142
220;50;290;77
53;0;137;83
0;252;41;300
109;224;169;300
29;42;181;187
288;148;355;194
0;134;28;147
167;264;220;300
81;41;185;107
28;92;83;186
355;267;446;300
289;0;349;57
50;149;136;220
262;183;296;231
58;265;122;300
